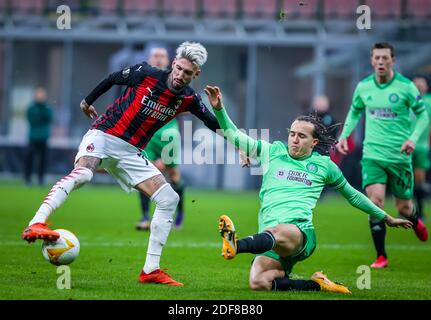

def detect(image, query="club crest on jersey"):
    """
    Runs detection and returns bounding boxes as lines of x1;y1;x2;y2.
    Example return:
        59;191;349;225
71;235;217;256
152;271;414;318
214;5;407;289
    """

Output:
86;143;95;152
306;162;318;173
389;93;399;103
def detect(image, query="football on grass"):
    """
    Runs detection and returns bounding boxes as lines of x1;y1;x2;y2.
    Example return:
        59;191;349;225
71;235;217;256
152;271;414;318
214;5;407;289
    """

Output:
42;229;80;266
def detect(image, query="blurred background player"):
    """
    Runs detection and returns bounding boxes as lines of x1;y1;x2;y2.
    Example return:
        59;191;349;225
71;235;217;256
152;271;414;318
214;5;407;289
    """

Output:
204;85;412;293
412;77;431;221
24;87;53;186
136;46;185;231
312;95;336;133
311;95;340;196
311;95;339;159
337;42;429;269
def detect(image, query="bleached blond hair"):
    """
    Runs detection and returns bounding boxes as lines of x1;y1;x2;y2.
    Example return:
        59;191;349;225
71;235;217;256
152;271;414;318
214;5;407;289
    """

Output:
175;41;208;68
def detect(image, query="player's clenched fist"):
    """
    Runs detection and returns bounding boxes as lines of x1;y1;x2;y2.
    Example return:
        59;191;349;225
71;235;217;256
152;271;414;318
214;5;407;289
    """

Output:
80;99;98;119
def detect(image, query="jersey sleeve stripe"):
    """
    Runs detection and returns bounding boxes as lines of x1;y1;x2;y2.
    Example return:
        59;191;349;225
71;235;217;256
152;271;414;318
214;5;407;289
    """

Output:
328;176;347;190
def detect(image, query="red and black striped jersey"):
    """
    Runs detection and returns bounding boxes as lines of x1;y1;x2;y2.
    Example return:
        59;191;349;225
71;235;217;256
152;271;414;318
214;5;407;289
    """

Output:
84;62;220;149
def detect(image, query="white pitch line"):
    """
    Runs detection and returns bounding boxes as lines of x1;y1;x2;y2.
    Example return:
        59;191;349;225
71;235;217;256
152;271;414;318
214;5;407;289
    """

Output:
1;240;430;251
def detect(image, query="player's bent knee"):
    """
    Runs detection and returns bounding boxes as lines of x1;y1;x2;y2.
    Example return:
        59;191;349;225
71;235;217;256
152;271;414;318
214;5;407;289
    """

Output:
397;202;413;216
151;183;180;211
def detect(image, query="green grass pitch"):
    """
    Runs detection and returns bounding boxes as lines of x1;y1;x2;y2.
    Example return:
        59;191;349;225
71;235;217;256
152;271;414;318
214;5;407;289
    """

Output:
1;181;430;300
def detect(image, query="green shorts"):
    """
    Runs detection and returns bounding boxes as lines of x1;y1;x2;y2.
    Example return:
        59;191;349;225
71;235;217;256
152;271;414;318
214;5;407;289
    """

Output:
256;225;316;276
361;158;414;199
143;128;181;168
412;148;430;170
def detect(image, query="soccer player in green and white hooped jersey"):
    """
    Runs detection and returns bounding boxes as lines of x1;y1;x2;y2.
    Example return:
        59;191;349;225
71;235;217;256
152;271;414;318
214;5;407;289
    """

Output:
337;43;429;269
412;77;431;221
204;85;412;293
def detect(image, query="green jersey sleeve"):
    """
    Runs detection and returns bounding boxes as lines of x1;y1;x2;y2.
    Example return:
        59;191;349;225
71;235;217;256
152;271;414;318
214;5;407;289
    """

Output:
408;82;429;144
325;159;347;189
337;181;386;221
408;82;426;115
340;84;365;139
213;107;271;160
325;159;385;220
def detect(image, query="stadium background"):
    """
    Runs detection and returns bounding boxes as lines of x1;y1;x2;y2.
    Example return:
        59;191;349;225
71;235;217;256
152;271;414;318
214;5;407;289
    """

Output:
1;0;431;301
1;0;430;190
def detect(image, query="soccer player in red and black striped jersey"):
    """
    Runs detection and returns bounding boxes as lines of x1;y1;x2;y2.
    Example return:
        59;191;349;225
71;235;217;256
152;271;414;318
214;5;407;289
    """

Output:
22;42;219;286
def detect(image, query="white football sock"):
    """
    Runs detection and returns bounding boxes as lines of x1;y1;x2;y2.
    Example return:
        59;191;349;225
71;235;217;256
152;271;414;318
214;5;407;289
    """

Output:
28;167;93;226
143;183;179;273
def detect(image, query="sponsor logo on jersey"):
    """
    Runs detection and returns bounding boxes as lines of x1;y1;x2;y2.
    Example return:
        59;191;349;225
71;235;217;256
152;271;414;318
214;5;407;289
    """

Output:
369;108;397;119
141;95;176;121
389;93;399;103
277;169;312;186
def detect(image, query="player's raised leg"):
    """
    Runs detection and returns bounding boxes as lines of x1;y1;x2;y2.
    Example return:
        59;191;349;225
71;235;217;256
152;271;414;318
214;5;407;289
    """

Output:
219;215;303;260
137;174;182;286
22;156;98;243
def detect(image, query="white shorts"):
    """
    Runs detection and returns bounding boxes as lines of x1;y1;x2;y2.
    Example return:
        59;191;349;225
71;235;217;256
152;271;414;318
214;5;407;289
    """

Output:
75;129;160;192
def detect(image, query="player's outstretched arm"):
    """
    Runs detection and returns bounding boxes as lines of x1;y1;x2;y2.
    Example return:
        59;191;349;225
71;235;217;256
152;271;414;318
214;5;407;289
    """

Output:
81;64;147;119
337;181;413;229
336;109;362;155
204;86;263;158
83;71;125;111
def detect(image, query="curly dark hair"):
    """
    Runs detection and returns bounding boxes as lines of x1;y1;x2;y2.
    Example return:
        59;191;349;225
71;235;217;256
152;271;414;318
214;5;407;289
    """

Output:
294;112;343;156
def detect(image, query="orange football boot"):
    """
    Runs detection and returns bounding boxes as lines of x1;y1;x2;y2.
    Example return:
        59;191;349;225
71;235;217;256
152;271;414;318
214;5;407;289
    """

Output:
139;269;183;286
311;271;352;294
22;223;60;243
